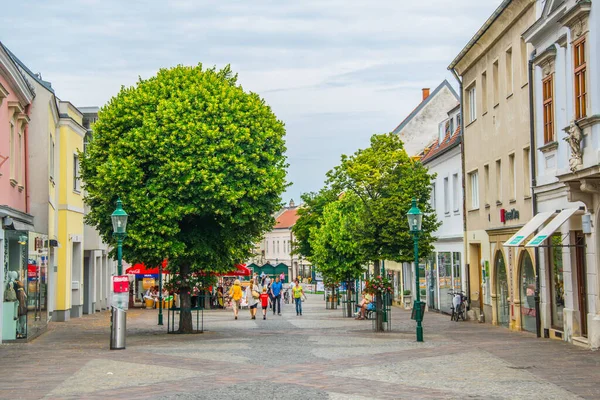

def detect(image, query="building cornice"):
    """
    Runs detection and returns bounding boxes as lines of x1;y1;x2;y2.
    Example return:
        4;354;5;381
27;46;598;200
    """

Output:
58;117;86;138
0;42;34;105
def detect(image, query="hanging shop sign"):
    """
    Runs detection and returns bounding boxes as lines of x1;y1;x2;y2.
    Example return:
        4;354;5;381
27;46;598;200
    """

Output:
112;276;130;293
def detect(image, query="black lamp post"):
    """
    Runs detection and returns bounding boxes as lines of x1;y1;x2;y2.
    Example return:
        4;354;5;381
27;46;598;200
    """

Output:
407;198;424;342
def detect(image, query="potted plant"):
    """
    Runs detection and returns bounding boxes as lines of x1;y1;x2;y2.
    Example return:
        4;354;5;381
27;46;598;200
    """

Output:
403;290;412;309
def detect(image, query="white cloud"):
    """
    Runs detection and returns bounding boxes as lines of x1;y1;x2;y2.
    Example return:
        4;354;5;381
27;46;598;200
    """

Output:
0;0;501;200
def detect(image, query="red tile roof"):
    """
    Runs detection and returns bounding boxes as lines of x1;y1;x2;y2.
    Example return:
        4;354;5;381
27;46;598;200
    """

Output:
274;208;299;229
420;125;461;164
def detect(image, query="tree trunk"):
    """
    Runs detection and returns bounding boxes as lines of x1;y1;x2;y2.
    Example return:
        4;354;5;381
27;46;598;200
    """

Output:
178;264;193;333
374;260;384;331
346;279;353;318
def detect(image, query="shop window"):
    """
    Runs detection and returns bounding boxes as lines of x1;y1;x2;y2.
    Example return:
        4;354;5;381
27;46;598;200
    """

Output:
453;252;462;293
520;251;536;333
438;252;453;314
495;251;510;328
549;235;565;330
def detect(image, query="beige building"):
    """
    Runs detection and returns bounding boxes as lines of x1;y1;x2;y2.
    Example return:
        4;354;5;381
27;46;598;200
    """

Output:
449;0;537;331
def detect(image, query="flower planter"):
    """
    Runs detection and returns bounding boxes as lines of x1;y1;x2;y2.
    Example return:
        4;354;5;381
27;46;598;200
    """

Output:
403;295;412;309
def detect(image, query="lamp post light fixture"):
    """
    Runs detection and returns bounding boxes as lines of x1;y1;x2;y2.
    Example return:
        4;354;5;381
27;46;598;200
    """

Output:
111;198;128;276
407;198;424;342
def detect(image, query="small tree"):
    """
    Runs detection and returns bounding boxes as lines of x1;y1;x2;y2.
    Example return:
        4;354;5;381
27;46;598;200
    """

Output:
292;189;338;259
81;65;287;333
327;133;439;330
310;196;366;314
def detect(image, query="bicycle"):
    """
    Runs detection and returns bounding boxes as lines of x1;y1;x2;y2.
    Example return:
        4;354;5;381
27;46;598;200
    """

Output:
449;291;468;321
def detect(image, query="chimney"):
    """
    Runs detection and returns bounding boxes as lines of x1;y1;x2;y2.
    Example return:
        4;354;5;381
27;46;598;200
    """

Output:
422;88;430;101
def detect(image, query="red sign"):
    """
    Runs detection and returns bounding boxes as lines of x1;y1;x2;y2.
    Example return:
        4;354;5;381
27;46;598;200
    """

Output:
113;276;130;293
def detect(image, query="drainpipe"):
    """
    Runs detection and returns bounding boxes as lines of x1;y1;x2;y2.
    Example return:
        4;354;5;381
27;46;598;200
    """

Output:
450;68;475;316
528;50;542;338
24;104;31;214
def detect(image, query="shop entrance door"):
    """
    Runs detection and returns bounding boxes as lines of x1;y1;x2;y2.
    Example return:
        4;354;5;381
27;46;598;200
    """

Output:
495;251;510;328
575;232;587;337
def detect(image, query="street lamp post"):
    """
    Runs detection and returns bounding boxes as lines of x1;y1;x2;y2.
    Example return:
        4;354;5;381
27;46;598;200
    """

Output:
407;198;424;342
111;198;128;276
158;259;167;326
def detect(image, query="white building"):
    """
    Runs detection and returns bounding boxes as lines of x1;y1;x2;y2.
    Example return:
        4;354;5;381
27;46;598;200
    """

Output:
421;105;465;314
388;82;460;302
247;200;308;282
520;0;600;349
79;107;116;315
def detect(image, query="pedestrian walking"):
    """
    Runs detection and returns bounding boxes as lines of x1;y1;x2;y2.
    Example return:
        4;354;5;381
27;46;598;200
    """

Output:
229;279;243;320
292;278;304;316
259;287;270;320
271;276;283;315
246;278;260;319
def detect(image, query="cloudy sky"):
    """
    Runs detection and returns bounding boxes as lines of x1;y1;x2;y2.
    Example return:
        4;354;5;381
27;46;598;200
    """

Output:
1;0;500;202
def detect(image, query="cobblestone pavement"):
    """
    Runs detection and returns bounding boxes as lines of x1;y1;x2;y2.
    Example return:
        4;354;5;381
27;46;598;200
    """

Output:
1;294;599;399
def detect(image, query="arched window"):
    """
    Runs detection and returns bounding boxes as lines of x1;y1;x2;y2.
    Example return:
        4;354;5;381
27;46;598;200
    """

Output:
494;250;509;328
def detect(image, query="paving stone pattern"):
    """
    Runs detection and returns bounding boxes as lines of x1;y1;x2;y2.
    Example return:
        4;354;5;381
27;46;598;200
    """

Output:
0;294;599;399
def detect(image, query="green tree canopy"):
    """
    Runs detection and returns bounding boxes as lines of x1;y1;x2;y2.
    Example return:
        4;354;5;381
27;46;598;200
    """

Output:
80;64;287;332
309;194;365;284
292;188;338;259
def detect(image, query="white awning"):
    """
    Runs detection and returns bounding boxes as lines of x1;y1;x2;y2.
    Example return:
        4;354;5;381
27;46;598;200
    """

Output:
525;208;580;247
503;211;555;247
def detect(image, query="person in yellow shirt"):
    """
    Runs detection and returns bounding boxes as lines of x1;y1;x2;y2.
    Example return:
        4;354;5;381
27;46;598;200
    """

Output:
229;279;243;320
355;291;372;320
292;278;304;316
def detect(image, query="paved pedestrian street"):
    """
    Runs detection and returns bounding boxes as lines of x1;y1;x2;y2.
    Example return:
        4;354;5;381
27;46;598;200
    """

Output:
1;294;599;400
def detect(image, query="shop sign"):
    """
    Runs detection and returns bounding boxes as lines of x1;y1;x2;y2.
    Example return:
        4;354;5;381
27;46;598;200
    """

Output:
142;277;155;289
113;276;130;293
500;208;520;223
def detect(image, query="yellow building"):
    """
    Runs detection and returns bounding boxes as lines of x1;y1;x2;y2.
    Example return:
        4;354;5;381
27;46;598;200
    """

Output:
449;0;537;332
54;101;85;321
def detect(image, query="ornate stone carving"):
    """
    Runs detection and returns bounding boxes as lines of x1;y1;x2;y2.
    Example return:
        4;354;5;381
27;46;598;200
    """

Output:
541;60;554;76
564;120;583;172
580;179;600;194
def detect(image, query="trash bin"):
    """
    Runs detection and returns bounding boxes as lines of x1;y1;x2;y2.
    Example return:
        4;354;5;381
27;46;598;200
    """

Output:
110;306;126;350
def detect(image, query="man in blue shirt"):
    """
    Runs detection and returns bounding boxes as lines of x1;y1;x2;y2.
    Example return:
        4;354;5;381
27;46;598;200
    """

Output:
270;276;283;316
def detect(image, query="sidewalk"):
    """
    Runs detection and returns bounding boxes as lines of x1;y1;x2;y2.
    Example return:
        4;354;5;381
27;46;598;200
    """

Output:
0;294;598;399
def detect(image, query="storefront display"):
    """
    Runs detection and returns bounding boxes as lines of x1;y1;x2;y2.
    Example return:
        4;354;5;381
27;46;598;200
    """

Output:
495;251;510;328
549;235;565;330
519;251;535;333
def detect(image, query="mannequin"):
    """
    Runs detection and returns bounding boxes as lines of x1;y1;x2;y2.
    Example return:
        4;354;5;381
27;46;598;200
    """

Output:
4;271;19;339
15;279;27;338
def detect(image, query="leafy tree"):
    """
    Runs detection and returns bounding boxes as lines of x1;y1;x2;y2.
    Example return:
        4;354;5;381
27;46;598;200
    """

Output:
80;64;287;332
310;194;366;315
292;188;338;259
327;133;439;330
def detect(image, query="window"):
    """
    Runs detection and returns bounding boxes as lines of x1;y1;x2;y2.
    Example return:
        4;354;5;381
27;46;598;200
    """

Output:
444;177;449;214
573;37;587;119
9;120;15;180
506;47;513;95
549;235;565;329
438;120;446;143
50;134;55;180
452;173;459;213
523;147;531;196
467;85;476;123
495;159;502;203
521;39;528;84
449;118;454;135
543;75;555;143
509;153;516;200
481;71;488;113
266;240;269;254
277;241;279;254
430;183;436;209
484;164;490;206
456;113;461;128
73;154;81;192
469;171;479;209
18;127;23;185
493;60;499;105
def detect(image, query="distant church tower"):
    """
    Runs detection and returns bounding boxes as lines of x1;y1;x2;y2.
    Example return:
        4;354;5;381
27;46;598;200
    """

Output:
289;199;295;208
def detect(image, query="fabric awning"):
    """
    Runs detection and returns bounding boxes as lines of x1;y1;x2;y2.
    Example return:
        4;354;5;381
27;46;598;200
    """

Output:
219;264;252;276
126;263;167;275
525;208;580;247
503;212;555;247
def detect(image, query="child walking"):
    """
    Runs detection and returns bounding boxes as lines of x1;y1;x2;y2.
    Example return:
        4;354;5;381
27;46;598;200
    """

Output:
259;287;270;320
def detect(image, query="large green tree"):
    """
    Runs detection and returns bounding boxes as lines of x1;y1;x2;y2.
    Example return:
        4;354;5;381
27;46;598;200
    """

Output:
327;133;439;330
292;188;338;259
310;194;366;315
80;64;287;332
